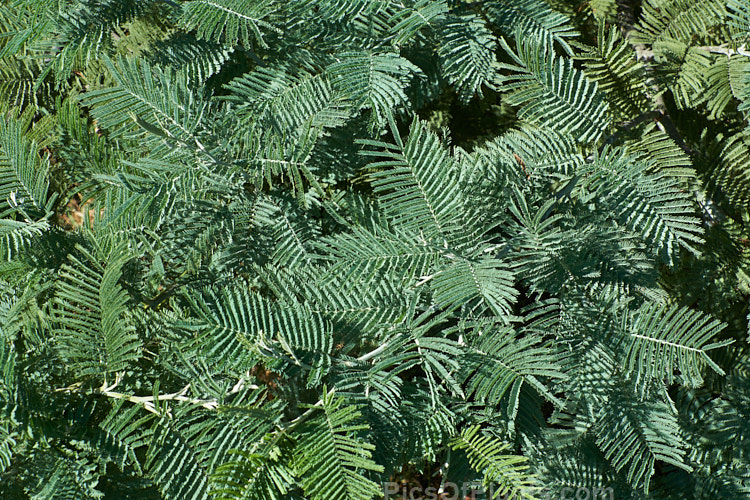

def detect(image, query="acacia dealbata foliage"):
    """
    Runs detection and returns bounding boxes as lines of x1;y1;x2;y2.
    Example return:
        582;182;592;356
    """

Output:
1;0;750;498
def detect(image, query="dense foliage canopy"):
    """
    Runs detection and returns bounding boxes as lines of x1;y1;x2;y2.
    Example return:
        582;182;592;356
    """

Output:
1;0;750;498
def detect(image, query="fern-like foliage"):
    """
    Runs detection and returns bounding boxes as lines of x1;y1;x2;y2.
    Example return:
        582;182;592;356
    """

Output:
437;13;498;103
488;0;579;55
294;390;383;500
578;147;704;265
359;119;466;244
388;0;448;47
0;115;52;219
327;50;422;123
222;66;351;139
32;0;164;83
498;35;611;143
631;0;726;51
729;0;750;40
177;0;280;49
0;218;49;261
2;0;749;498
82;56;210;150
594;388;691;492
450;425;538;499
461;321;564;405
210;447;294;500
618;302;731;390
574;23;649;119
52;245;141;379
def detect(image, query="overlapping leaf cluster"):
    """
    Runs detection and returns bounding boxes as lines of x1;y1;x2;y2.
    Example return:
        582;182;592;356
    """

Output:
1;0;749;499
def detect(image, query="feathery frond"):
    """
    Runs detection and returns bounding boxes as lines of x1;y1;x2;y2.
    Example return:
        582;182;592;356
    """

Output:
438;13;498;103
488;0;579;55
294;390;383;500
618;302;730;389
52;245;141;379
451;425;538;500
0;116;52;219
177;0;280;49
82;56;210;151
498;35;611;143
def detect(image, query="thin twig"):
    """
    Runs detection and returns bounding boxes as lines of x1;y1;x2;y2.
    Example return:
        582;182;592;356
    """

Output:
57;373;259;416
